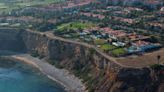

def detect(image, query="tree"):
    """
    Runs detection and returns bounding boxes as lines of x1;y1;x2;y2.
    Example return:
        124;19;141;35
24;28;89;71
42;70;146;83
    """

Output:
150;36;158;43
157;55;161;65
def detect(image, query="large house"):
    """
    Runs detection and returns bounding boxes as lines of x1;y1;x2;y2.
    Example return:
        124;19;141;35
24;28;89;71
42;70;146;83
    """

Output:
101;27;127;39
161;7;164;11
127;40;161;54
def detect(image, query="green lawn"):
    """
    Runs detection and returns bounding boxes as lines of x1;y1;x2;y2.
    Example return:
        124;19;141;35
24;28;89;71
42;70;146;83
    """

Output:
100;44;116;51
94;39;106;45
111;48;127;57
57;22;96;31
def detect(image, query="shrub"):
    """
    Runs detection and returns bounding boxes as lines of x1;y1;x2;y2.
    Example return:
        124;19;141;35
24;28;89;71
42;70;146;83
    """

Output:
48;60;64;69
31;51;40;57
150;64;164;71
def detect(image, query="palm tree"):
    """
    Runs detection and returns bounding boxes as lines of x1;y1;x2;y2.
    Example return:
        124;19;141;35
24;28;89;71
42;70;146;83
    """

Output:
157;55;161;65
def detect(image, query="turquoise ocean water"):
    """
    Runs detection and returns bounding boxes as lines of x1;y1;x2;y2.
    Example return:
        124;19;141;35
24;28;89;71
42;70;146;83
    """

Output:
0;59;66;92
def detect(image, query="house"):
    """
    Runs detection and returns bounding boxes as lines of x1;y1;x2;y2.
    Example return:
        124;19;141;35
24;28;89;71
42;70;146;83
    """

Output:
112;42;126;47
127;40;149;53
107;6;122;11
128;33;137;40
80;12;105;19
160;7;164;11
113;11;129;16
127;46;142;54
125;7;143;11
128;40;161;53
127;33;149;41
114;17;134;24
79;31;88;36
90;35;98;39
149;22;164;29
101;27;127;39
132;40;150;47
0;23;9;26
83;29;90;34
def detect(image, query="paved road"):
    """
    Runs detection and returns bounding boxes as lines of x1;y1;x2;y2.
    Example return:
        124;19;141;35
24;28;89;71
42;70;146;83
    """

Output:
26;29;141;68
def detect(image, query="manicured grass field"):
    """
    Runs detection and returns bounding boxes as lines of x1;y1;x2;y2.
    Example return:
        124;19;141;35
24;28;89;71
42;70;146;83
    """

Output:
111;48;127;57
94;39;106;45
100;44;116;51
57;22;96;32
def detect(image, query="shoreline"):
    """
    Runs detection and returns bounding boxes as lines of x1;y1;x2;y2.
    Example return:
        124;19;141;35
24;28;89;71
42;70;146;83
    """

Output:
2;54;86;92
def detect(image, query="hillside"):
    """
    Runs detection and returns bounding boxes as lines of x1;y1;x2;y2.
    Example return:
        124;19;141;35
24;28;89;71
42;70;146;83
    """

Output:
0;0;66;13
0;28;164;92
0;0;163;92
103;0;163;9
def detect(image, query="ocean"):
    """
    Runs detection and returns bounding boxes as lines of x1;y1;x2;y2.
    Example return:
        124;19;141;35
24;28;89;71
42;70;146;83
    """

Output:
0;59;66;92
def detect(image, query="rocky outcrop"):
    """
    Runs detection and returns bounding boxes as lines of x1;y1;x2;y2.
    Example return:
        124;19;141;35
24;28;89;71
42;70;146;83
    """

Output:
0;28;164;92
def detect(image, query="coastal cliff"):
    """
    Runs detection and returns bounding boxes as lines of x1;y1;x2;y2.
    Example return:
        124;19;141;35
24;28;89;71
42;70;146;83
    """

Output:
0;28;164;92
0;28;25;51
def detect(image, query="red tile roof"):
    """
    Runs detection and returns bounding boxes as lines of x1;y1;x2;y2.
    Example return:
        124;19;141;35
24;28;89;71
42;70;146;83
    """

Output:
133;41;150;47
101;27;127;37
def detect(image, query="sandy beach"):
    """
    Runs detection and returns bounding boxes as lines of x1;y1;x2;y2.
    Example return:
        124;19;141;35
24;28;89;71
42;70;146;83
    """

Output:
2;54;85;92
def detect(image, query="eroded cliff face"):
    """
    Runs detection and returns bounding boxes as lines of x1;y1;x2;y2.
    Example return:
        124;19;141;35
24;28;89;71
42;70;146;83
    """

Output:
0;28;164;92
21;30;49;56
0;28;25;51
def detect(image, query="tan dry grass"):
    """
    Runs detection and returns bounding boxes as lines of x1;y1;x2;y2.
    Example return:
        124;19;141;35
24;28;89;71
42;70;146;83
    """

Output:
116;48;164;68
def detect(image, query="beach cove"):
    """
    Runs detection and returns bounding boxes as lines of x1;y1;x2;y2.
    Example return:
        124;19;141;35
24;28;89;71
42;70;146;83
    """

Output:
0;57;66;92
1;53;85;92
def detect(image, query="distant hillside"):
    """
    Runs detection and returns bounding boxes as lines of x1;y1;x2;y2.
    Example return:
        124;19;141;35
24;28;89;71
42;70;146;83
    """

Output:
106;0;163;4
101;0;163;9
0;0;66;13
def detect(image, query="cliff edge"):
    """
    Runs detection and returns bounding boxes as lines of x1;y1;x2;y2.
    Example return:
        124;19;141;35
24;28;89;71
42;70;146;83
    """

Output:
0;28;164;92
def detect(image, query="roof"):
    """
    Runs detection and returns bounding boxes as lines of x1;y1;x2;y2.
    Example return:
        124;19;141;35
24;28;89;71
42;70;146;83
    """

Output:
101;27;127;37
132;41;150;47
128;33;140;39
80;12;105;19
161;7;164;11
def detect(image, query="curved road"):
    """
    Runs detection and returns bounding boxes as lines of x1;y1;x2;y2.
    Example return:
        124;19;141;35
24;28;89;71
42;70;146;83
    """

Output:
26;29;141;68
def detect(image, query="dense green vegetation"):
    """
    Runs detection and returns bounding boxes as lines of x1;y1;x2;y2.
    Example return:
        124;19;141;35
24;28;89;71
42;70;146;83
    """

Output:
47;60;64;69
